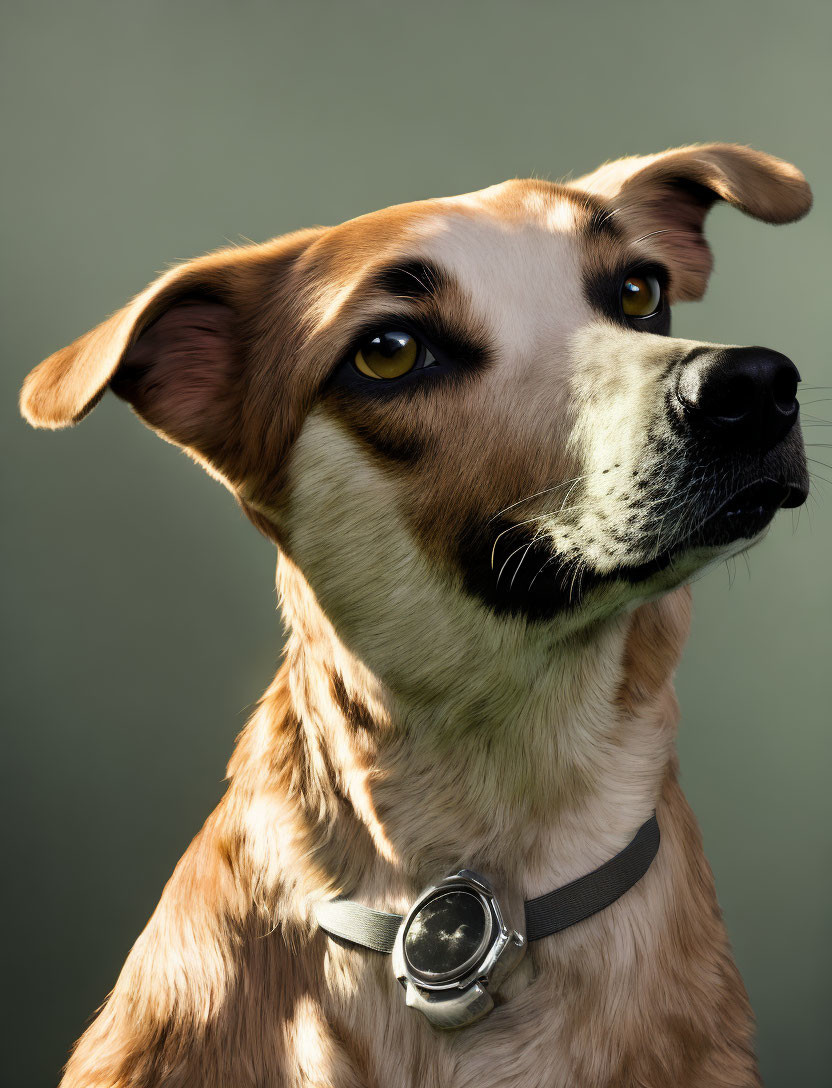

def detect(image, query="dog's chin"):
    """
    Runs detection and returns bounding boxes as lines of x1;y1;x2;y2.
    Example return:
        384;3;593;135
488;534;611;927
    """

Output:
462;477;809;623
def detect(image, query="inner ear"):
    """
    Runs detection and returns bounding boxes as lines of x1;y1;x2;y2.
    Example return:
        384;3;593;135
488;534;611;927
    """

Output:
112;297;240;464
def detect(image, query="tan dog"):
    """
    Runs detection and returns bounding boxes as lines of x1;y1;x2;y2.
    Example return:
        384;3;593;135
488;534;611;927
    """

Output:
22;143;811;1087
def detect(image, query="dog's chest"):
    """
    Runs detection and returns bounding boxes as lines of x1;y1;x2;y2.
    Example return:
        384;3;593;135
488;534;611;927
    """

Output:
306;878;760;1088
314;930;651;1088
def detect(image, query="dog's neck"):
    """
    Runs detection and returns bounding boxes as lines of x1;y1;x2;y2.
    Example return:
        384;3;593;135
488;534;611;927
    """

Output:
229;552;691;915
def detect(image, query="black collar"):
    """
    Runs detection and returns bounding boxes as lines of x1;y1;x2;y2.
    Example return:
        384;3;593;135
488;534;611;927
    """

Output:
316;813;659;952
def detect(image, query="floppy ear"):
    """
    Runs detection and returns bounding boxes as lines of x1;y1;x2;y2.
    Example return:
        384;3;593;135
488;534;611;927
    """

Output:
20;228;320;485
572;143;812;300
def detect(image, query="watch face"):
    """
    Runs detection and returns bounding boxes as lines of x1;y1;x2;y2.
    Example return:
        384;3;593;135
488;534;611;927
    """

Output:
403;889;492;982
392;870;527;1029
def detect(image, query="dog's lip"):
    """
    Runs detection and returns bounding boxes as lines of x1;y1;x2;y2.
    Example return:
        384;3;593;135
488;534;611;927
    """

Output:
710;477;806;520
779;480;810;509
600;476;810;586
680;476;808;551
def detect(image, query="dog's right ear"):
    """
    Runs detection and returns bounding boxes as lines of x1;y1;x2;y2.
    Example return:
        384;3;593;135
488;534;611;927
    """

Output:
20;228;321;486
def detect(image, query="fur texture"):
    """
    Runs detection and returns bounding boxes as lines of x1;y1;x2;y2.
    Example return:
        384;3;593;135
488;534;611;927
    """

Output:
20;144;812;1087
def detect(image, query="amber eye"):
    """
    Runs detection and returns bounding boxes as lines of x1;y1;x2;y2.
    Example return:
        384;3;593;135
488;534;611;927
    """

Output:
354;330;423;379
621;273;662;318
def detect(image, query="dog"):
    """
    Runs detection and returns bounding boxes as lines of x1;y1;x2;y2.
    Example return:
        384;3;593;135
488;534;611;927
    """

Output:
21;143;811;1087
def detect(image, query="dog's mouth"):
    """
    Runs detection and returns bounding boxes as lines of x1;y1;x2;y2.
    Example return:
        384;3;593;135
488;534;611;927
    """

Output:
683;477;808;550
464;475;809;621
631;476;808;577
593;476;808;593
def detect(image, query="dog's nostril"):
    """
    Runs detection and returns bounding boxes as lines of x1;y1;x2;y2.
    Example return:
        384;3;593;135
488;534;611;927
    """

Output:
772;366;799;412
710;374;755;421
677;346;801;451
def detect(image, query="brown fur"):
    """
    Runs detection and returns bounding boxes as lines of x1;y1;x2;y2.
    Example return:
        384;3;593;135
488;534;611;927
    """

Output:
20;144;812;1086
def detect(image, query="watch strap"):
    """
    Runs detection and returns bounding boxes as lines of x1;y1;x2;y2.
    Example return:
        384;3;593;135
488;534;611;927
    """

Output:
315;813;659;952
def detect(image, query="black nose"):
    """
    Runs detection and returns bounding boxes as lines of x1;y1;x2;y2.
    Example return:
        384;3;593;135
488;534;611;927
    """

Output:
676;346;801;451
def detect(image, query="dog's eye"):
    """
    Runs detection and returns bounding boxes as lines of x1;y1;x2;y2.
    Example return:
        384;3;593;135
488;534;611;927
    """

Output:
354;331;430;379
621;274;662;318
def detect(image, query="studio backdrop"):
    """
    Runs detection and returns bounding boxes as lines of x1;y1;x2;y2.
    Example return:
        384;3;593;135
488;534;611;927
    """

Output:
2;2;830;1085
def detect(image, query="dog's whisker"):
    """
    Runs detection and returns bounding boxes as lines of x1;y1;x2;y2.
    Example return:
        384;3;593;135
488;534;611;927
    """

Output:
508;530;547;590
591;205;621;234
495;537;541;588
489;497;603;571
488;470;602;522
490;517;543;568
807;455;832;471
489;482;575;523
388;265;436;297
630;227;698;246
649;474;703;554
489;468;647;569
489;464;638;524
645;467;711;558
806;462;832;486
556;475;585;517
568;556;589;603
528;552;559;591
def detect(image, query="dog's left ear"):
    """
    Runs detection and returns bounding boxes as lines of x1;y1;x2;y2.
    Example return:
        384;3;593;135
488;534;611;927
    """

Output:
573;143;812;299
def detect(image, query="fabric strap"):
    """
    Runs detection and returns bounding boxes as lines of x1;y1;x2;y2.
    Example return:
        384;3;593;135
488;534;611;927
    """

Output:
524;812;659;940
315;813;660;954
315;897;404;954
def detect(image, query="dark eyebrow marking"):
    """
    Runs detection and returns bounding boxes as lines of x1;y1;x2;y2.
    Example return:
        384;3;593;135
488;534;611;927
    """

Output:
582;203;623;241
370;259;450;301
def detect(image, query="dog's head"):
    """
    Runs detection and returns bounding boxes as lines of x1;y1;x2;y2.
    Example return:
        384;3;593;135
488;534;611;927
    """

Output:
22;144;811;685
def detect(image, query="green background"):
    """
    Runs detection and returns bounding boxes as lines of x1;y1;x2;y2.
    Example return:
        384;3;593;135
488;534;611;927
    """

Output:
2;2;830;1084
